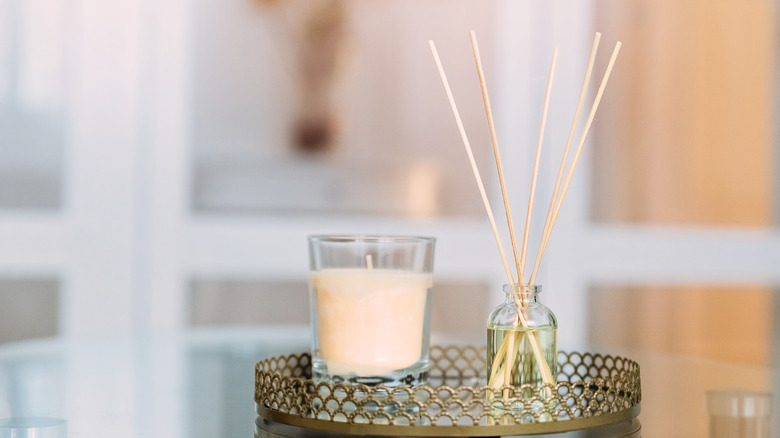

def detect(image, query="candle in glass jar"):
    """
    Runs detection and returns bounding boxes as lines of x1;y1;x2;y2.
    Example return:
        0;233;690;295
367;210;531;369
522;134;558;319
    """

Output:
310;268;433;376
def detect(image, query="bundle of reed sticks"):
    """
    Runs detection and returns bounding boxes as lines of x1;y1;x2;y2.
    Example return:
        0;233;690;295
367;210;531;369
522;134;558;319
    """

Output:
429;31;621;388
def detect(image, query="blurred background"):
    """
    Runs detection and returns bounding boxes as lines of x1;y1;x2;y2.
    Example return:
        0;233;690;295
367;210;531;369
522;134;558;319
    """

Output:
0;0;778;436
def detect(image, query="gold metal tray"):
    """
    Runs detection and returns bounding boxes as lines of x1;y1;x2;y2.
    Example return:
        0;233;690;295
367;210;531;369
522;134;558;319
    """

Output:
255;346;641;436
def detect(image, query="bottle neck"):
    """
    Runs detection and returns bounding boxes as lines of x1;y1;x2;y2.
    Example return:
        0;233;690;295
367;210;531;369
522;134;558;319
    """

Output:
503;284;541;304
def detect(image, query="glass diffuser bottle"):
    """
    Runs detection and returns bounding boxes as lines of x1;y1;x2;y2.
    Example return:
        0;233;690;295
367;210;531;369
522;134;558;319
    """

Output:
487;284;557;389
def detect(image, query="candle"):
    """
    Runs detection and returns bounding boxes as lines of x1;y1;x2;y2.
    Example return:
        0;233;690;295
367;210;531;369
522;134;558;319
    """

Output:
307;235;435;386
310;268;433;375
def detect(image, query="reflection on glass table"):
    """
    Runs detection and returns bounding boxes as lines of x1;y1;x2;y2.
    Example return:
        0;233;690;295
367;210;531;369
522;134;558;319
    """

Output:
0;327;309;438
0;328;776;438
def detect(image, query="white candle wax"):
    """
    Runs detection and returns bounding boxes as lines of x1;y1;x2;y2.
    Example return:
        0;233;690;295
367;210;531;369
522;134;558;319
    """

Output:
310;268;433;376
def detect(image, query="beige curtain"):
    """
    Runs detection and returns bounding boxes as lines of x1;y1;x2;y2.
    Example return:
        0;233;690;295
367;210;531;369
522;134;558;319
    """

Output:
593;0;775;226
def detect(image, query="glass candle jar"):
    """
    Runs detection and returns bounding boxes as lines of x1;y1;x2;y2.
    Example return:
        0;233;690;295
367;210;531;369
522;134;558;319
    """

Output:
308;235;436;387
487;284;557;389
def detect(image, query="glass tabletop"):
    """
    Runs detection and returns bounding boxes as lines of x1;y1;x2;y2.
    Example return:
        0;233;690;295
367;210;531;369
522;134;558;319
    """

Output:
0;329;775;438
0;327;309;438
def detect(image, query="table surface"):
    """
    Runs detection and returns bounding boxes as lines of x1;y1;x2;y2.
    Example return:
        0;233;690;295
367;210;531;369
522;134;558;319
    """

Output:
0;328;775;438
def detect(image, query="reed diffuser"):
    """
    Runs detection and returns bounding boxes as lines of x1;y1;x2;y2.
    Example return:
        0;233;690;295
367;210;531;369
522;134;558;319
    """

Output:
429;32;621;396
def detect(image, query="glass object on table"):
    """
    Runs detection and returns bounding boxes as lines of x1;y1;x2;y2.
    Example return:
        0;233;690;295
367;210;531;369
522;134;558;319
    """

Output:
486;284;557;393
308;235;435;386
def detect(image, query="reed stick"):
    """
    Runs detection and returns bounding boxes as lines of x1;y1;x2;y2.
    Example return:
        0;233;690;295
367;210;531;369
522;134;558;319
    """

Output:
469;30;523;281
428;40;515;285
429;40;555;387
529;33;602;285
529;41;622;285
519;48;558;284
